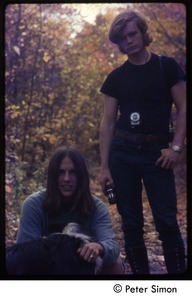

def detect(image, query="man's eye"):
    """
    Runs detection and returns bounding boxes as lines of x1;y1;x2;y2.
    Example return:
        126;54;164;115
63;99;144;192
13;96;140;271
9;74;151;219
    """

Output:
70;170;76;175
59;170;65;175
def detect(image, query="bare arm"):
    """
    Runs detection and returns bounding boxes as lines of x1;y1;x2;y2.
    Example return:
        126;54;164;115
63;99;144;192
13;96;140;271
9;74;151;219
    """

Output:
171;80;186;147
99;95;118;192
156;80;186;169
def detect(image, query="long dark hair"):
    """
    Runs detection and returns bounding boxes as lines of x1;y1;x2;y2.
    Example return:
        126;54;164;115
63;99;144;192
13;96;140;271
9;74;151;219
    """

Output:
43;146;96;215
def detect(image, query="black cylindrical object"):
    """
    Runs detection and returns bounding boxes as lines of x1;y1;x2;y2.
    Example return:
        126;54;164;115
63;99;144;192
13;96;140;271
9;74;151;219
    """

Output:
105;183;117;204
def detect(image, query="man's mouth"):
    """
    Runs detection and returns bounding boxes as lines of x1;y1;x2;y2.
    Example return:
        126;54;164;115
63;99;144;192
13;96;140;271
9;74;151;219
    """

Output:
60;185;73;191
127;46;137;51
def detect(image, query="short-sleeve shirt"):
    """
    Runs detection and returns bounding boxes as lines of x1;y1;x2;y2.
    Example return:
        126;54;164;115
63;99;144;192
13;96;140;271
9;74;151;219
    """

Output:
100;53;185;134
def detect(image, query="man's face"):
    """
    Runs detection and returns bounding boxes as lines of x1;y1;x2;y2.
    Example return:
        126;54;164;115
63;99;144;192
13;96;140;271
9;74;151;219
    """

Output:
118;20;145;55
58;156;78;198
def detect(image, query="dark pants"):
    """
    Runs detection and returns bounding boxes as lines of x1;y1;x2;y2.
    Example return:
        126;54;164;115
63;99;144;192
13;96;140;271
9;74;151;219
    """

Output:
109;137;184;252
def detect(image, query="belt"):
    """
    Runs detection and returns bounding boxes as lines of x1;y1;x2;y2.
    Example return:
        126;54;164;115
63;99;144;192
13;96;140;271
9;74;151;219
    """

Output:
115;129;170;143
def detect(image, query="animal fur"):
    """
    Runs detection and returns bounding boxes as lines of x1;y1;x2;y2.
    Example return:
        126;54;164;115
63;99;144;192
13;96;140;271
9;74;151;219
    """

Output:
62;222;103;274
6;222;102;275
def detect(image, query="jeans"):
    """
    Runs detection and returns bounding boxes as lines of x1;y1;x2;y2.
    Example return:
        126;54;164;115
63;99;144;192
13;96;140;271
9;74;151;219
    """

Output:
109;137;184;252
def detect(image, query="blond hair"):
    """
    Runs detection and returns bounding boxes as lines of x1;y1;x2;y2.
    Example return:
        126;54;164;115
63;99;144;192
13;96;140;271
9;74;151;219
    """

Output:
109;10;153;53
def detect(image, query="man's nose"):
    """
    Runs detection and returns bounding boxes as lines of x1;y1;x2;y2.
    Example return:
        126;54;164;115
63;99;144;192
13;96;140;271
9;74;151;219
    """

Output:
125;36;132;44
63;172;70;181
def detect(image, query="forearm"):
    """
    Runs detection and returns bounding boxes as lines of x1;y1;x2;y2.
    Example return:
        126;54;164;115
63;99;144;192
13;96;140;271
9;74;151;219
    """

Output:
91;197;120;265
99;120;115;170
171;80;186;148
99;239;120;265
99;95;118;189
172;109;186;147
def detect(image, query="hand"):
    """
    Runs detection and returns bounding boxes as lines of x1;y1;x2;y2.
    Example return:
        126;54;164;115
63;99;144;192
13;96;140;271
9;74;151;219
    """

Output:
99;169;114;194
77;242;103;263
155;148;180;169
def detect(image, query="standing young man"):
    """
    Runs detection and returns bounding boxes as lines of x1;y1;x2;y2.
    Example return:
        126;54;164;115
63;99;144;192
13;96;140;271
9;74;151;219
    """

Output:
99;10;186;274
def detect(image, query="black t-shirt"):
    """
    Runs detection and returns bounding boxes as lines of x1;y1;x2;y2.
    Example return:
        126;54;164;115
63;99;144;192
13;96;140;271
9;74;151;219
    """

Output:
100;53;185;134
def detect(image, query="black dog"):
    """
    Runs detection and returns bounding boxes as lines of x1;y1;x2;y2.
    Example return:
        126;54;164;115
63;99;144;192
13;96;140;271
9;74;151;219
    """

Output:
6;223;102;275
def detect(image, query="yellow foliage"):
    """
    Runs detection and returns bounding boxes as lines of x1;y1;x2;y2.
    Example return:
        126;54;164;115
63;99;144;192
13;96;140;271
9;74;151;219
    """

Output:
43;134;57;145
43;54;51;62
